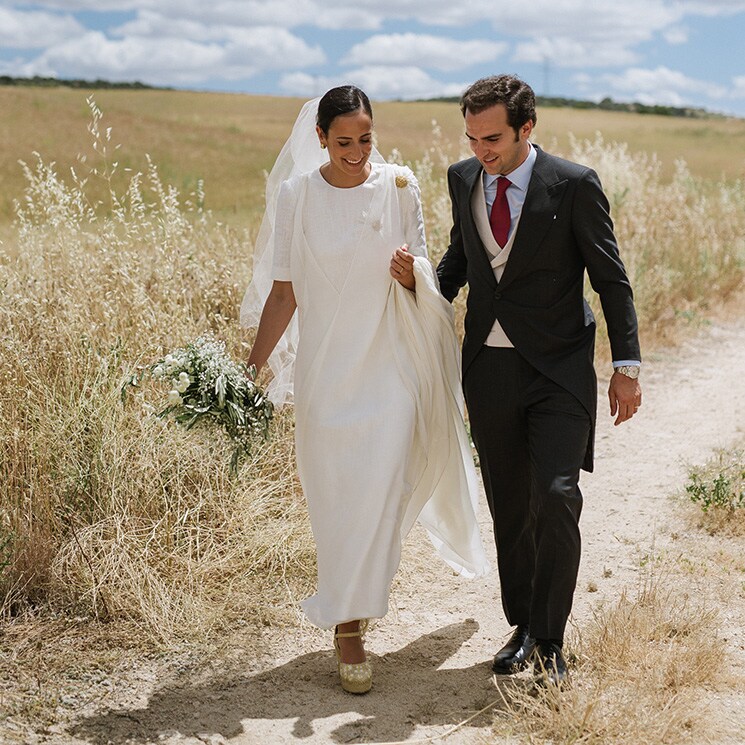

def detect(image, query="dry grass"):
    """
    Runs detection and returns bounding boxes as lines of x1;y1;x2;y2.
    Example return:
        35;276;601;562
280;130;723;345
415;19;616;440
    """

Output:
492;569;726;745
0;99;315;642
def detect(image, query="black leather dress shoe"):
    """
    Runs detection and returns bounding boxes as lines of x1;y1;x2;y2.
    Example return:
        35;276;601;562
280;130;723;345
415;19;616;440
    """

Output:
492;625;536;674
533;640;569;687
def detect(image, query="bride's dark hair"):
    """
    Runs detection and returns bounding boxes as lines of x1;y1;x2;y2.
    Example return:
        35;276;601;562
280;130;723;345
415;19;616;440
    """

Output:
316;85;373;134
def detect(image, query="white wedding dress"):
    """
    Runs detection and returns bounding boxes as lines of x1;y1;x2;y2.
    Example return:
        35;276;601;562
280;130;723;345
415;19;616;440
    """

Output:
272;161;488;629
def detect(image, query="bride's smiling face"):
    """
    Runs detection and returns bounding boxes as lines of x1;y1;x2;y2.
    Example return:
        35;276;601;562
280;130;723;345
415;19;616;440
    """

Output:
317;109;373;185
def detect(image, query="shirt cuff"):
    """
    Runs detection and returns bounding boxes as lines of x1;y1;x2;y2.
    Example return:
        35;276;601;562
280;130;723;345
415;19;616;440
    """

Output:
612;360;641;368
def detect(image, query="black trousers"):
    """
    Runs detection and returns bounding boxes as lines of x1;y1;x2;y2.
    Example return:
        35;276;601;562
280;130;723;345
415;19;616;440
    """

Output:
464;346;591;642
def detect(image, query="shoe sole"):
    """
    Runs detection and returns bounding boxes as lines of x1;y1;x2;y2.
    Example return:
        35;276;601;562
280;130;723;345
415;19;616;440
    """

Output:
341;681;372;694
492;659;530;675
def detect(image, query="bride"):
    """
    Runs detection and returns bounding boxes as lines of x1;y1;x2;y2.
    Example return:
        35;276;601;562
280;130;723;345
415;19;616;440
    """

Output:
242;85;488;694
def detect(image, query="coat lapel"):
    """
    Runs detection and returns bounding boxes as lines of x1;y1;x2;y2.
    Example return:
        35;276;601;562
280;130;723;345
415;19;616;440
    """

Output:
498;147;567;290
457;158;497;284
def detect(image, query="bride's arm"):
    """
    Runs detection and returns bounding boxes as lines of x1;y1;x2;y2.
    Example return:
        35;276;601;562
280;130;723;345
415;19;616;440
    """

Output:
390;167;426;291
246;281;297;373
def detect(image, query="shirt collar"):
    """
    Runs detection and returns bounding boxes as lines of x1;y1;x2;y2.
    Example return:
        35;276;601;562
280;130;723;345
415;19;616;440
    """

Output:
483;141;536;192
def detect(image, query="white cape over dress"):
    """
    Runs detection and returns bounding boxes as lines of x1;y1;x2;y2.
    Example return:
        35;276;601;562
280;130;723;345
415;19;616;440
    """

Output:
278;163;488;629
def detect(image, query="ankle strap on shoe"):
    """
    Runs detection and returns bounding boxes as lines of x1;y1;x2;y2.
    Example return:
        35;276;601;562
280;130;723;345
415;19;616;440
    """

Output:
335;620;368;639
335;630;363;639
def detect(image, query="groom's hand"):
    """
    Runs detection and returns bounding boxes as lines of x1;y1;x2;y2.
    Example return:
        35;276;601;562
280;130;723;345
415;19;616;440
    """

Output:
608;372;642;426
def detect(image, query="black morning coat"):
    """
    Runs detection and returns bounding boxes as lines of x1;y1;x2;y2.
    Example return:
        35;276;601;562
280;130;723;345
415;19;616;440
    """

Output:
436;145;641;472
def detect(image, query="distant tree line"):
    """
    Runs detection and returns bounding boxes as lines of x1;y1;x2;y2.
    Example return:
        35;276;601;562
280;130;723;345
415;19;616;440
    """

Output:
0;75;159;90
0;76;719;117
537;94;715;118
425;94;717;119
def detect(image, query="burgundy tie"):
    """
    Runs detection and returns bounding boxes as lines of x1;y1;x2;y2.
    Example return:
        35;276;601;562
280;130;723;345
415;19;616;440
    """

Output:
489;176;511;248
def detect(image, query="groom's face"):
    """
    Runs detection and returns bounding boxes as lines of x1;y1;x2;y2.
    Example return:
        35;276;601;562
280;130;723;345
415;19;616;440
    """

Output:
464;104;532;176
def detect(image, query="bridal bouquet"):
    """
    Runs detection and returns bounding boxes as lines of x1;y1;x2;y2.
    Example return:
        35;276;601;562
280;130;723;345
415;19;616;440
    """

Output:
143;335;273;472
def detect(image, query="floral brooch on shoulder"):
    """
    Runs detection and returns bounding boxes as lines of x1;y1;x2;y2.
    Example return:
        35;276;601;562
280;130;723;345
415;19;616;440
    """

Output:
395;174;409;188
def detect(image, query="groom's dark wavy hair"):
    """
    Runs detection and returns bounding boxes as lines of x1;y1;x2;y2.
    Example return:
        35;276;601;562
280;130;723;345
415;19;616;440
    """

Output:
316;85;373;134
460;75;537;135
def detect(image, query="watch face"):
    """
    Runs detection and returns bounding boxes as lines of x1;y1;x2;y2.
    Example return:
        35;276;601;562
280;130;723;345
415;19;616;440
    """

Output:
619;366;640;379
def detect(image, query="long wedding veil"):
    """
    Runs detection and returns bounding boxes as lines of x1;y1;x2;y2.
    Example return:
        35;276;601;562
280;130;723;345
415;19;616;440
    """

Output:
239;96;384;405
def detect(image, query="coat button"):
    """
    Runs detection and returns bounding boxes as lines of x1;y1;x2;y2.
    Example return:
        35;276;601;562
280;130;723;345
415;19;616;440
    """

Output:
494;292;502;300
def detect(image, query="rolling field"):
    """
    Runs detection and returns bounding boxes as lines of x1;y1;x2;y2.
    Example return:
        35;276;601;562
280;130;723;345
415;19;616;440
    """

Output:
1;86;744;226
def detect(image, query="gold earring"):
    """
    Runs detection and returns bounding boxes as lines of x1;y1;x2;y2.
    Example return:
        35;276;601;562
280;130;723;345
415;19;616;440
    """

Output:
320;143;326;149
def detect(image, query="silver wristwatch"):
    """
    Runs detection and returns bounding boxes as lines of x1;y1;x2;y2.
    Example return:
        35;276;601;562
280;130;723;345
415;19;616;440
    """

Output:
615;365;640;379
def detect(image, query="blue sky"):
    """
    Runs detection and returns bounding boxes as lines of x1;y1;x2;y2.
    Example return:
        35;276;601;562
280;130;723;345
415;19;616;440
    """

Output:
1;1;744;116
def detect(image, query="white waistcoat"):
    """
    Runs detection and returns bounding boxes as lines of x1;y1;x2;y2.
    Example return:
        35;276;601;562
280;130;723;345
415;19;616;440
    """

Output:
470;177;522;347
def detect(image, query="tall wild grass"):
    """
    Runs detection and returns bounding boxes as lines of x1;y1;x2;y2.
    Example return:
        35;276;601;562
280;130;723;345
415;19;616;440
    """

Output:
0;100;314;640
1;102;744;641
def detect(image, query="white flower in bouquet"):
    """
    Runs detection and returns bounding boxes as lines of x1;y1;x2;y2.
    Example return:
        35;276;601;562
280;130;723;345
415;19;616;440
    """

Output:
131;334;274;473
175;372;191;393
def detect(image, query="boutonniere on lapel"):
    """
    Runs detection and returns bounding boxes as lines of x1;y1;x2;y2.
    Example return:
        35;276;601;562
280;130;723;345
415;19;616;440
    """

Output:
395;174;409;189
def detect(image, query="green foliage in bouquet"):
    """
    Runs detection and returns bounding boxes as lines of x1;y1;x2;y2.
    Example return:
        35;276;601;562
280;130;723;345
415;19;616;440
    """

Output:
131;335;274;473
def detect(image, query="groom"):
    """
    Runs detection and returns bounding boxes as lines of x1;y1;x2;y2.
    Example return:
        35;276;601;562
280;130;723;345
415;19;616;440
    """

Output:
437;75;642;685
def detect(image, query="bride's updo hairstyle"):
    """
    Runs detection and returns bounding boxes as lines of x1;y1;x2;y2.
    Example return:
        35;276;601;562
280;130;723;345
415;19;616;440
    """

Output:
316;85;373;134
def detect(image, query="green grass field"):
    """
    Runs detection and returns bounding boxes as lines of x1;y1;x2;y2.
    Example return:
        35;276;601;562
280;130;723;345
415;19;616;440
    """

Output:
2;86;744;226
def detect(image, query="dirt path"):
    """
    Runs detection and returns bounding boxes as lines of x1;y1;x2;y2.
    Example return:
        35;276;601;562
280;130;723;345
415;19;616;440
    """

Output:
10;315;745;745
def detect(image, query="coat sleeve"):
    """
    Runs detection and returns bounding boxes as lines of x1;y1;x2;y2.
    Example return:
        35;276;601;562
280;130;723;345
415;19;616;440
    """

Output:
573;167;641;362
436;165;469;303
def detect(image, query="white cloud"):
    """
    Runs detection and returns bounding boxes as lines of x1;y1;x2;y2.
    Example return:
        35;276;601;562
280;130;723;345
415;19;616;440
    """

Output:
280;66;465;100
221;28;326;70
496;0;679;39
342;33;506;71
4;1;139;8
506;0;689;69
112;10;227;40
279;72;344;97
0;6;85;49
12;25;325;85
345;66;466;100
634;90;687;106
514;36;638;68
15;31;225;84
731;75;745;97
605;66;727;100
112;11;325;70
663;25;689;43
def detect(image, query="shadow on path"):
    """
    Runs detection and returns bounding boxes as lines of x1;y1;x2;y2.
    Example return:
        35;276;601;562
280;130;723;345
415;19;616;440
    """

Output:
71;620;525;743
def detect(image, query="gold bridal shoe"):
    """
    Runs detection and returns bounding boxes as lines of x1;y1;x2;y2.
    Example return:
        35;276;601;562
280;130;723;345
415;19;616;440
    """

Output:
333;620;372;694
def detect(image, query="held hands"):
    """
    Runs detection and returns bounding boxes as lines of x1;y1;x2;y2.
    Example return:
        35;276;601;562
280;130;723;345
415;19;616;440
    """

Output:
608;372;642;426
390;244;416;291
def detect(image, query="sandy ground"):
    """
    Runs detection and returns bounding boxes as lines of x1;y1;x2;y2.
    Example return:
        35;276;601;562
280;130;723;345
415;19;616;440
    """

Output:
4;313;745;745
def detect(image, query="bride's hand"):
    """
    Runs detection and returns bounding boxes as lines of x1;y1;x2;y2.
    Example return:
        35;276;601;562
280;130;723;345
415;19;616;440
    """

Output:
390;245;416;291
